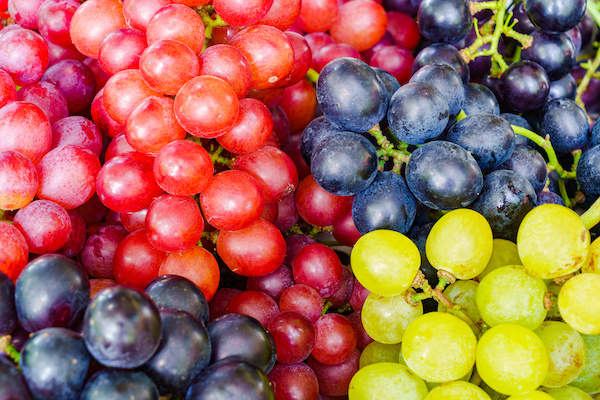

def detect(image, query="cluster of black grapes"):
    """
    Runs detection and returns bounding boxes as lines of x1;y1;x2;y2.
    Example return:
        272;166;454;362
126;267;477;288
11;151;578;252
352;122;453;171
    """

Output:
305;0;600;243
0;254;275;400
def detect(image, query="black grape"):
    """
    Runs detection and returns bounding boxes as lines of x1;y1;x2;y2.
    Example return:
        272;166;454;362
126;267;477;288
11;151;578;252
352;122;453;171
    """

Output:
525;0;586;33
446;113;515;170
20;327;90;400
207;313;274;373
351;171;417;235
577;145;600;196
142;309;211;396
500;112;534;146
145;275;209;325
412;43;470;83
547;73;577;101
405;140;483;210
81;370;159;400
0;356;31;400
185;359;274;400
591;119;600;146
316;57;387;133
409;63;465;117
387;82;449;145
540;98;589;153
373;67;401;104
499;60;550;112
417;0;472;44
510;2;536;34
382;0;421;16
495;145;548;194
463;83;500;116
522;30;577;80
471;170;537;241
15;254;90;333
310;131;379;196
536;191;566;206
83;285;162;369
300;115;343;166
0;270;16;336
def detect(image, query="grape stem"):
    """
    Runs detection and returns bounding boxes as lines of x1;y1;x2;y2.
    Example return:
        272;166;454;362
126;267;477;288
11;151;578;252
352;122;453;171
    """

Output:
305;68;319;85
367;124;411;173
576;44;600;114
198;7;228;51
0;210;10;223
0;335;20;366
580;197;600;230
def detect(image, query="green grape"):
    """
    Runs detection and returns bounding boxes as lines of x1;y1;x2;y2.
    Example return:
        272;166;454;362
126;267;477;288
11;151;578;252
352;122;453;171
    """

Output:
348;362;429;400
361;291;423;344
533;321;586;388
476;265;547;330
359;342;402;369
424;380;490;399
438;280;484;334
559;273;600;335
540;385;593;399
517;204;590;279
571;334;600;394
480;379;509;400
546;283;561;320
476;323;549;396
401;311;477;383
582;236;600;274
478;238;522;280
425;368;472;391
351;230;421;296
426;209;493;279
506;390;554;399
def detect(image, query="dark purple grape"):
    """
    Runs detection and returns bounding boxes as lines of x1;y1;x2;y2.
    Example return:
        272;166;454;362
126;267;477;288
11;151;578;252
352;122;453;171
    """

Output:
81;370;159;400
499;61;550;112
351;171;417;235
495;145;548;194
511;2;537;34
578;12;598;50
0;271;16;336
310;131;378;196
142;309;211;396
463;83;500;116
500;112;535;146
247;265;294;303
446;113;516;170
372;67;401;104
408;221;435;256
540;98;589;153
591;119;600;147
185;359;274;400
417;0;472;44
409;63;465;117
207;313;274;373
405;140;483;210
547;73;577;101
387;81;449;144
412;43;470;83
521;31;576;81
536;191;566;206
382;0;422;16
20;328;91;400
144;275;209;325
316;58;387;133
300;115;343;166
480;74;501;101
566;26;582;54
82;285;162;369
577;145;600;196
471;170;537;241
526;0;586;33
0;356;31;400
15;254;90;333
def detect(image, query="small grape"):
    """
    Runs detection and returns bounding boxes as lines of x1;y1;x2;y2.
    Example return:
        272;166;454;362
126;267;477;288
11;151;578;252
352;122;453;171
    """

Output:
424;380;491;400
540;385;594;399
437;280;484;333
359;342;402;369
559;273;600;335
571;334;600;393
348;362;428;400
582;236;600;274
361;291;423;344
478;238;522;280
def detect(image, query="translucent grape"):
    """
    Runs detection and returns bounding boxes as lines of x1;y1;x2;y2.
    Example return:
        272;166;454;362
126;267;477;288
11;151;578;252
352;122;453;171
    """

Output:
424;381;491;400
517;204;590;279
476;265;547;330
506;391;554;399
437;280;484;333
582;236;600;274
401;312;477;382
348;362;428;400
541;385;594;399
559;273;600;335
350;230;421;296
361;291;423;344
425;209;494;279
478;238;522;280
359;342;402;369
571;334;600;393
476;323;549;396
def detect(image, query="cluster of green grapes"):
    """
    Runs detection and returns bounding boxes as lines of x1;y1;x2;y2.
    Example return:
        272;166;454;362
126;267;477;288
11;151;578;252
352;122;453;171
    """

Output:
348;204;600;399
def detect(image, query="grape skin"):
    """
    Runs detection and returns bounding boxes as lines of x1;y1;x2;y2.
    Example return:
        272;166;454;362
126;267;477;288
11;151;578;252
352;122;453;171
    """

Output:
559;273;600;335
348;362;428;400
361;291;423;344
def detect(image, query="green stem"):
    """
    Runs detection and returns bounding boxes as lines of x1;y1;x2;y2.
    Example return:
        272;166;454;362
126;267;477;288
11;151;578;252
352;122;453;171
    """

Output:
0;336;20;365
305;68;319;85
586;0;600;27
455;110;467;121
199;9;228;50
581;197;600;230
576;45;600;112
558;179;573;208
321;300;332;316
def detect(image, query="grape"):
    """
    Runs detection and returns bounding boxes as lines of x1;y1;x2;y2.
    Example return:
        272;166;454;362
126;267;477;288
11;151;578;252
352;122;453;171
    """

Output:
417;0;472;44
499;61;550;112
547;73;577;101
525;0;586;33
329;0;387;52
496;145;548;194
0;28;49;86
146;4;205;55
410;64;465;117
0;270;16;336
197;44;252;100
267;311;315;364
361;291;423;344
477;239;522;280
17;81;69;125
426;208;494;279
350;229;421;297
279;284;322;322
359;342;402;369
413;43;470;83
218;98;275;155
577;145;600;196
145;275;209;325
41;59;96;114
437;280;483;332
69;0;126;58
81;370;159;400
348;362;428;400
0;150;38;211
540;98;589;153
476;323;549;396
506;391;554;399
559;273;600;335
312;313;357;365
424;381;491;399
267;362;319;400
522;31;576;81
463;83;500;116
540;385;594;399
571;333;600;393
0;357;31;400
517;204;590;279
226;290;280;327
401;312;477;382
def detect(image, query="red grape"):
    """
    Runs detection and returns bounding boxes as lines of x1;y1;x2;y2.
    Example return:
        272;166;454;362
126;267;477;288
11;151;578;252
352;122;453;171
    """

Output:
275;192;300;232
16;81;68;125
120;208;148;233
332;210;361;247
370;44;414;85
90;89;124;139
326;266;354;308
386;11;421;51
198;44;253;100
293;243;343;298
330;0;387;52
51;116;103;157
98;28;147;76
257;0;302;31
268;311;316;364
0;150;38;211
296;0;339;33
79;223;128;279
306;349;360;396
312;313;357;364
123;0;172;32
8;0;46;29
146;4;205;55
294;174;353;227
0;221;28;281
13;199;71;254
102;69;161;125
268;362;319;400
278;79;317;134
0;69;16;109
313;42;361;72
347;310;374;351
213;0;274;27
217;98;274;154
279;284;323;322
37;0;81;46
113;229;165;289
103;132;135;161
247;264;294;302
209;288;241;322
0;28;49;86
226;290;280;327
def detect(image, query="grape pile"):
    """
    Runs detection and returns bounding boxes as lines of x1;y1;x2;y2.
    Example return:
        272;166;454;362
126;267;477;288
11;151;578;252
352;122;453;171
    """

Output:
2;0;600;399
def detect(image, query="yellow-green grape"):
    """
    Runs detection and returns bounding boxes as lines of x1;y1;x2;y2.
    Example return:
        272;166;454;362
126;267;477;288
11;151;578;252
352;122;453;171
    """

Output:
516;204;590;279
558;273;600;335
582;236;600;274
348;362;429;400
424;380;491;400
546;283;561;320
506;390;554;400
533;321;586;388
571;334;600;394
540;385;593;399
478;238;522;280
437;280;484;333
351;230;421;296
476;265;547;330
401;311;477;383
480;379;510;400
359;342;402;369
476;323;549;396
361;291;423;344
424;368;472;391
426;209;493;279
